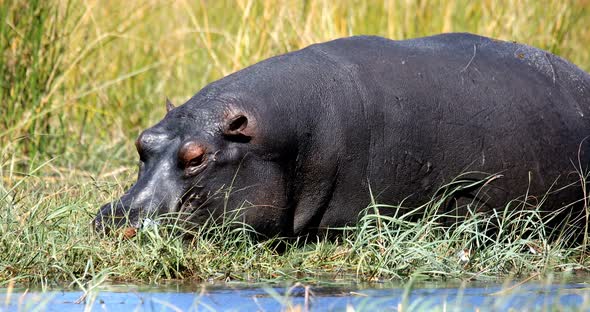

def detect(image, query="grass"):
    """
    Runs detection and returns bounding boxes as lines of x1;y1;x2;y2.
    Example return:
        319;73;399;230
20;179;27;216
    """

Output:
1;171;588;286
1;0;590;291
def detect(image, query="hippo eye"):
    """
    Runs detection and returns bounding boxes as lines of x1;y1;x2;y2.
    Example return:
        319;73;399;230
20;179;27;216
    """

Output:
186;155;204;168
179;141;207;176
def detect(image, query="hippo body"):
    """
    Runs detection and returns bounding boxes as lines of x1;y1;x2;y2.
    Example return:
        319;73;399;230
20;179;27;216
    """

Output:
95;33;590;238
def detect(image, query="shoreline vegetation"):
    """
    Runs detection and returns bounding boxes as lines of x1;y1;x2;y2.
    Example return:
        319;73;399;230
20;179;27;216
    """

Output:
1;0;590;290
2;170;590;287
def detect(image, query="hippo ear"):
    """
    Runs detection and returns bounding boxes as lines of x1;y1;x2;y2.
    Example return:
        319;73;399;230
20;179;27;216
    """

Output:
166;98;176;113
222;112;255;141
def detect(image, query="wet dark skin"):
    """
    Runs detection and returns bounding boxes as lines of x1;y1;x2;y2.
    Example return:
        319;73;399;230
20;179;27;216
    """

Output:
95;33;590;239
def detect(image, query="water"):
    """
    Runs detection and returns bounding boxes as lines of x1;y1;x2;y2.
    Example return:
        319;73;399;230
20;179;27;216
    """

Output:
2;281;590;311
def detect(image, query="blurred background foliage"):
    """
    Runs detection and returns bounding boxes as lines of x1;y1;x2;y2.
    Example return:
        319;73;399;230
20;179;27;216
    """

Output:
0;0;589;187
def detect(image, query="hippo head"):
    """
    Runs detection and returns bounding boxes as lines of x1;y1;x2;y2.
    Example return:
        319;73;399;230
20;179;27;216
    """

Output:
94;97;291;237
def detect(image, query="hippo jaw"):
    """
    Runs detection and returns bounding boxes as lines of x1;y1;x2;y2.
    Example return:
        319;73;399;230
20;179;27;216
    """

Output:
93;159;217;235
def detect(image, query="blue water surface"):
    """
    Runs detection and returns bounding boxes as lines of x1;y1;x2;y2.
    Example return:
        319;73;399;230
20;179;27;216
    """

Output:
1;281;589;311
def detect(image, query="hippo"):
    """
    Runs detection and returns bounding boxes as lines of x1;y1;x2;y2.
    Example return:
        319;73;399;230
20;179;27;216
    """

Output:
94;33;590;239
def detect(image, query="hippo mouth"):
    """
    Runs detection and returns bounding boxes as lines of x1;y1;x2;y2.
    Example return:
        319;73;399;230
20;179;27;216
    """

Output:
95;180;234;236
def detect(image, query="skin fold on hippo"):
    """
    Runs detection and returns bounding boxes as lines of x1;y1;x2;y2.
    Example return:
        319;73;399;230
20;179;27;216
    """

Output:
94;33;590;240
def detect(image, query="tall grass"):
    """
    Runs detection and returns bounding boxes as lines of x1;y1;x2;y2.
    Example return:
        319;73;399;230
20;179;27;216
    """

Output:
1;0;589;286
1;0;588;171
0;171;587;285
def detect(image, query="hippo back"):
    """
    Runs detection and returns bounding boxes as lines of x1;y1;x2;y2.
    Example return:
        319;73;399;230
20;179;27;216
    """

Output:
188;33;590;234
